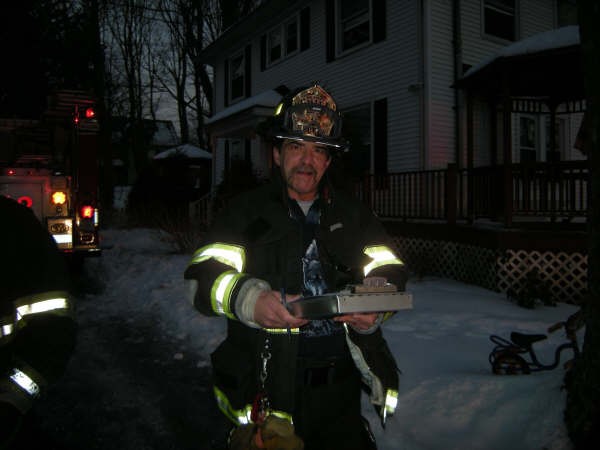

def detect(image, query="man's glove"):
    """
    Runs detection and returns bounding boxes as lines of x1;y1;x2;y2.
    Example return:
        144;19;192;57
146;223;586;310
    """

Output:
229;415;304;450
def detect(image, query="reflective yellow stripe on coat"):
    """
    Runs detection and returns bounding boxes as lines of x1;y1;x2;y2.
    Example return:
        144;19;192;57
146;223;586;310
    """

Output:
190;243;246;272
363;245;404;277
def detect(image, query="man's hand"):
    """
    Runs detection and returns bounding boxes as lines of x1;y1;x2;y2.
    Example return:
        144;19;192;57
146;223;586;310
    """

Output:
254;290;308;329
334;312;380;331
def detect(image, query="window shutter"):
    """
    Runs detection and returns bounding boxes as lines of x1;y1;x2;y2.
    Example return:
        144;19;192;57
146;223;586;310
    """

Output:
245;139;251;162
325;0;335;62
374;98;388;175
224;60;229;107
260;35;266;71
224;140;231;173
373;0;386;43
244;45;252;98
300;7;310;51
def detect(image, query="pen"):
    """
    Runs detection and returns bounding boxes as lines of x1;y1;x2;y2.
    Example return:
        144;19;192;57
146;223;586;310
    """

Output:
280;287;292;342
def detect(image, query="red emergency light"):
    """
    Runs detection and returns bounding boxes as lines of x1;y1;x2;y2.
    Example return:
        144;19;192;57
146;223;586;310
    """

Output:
18;196;33;208
84;107;96;119
80;205;94;219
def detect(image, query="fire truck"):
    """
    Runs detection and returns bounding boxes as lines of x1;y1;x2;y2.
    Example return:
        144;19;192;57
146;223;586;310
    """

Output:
0;90;102;258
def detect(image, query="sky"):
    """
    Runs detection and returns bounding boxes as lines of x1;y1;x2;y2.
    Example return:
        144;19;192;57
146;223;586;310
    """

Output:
57;227;582;450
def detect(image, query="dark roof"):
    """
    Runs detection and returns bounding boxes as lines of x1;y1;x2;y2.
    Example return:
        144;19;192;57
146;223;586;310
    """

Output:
455;26;585;103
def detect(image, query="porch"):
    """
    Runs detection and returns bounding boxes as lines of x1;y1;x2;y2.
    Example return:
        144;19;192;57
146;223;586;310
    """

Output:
357;160;589;228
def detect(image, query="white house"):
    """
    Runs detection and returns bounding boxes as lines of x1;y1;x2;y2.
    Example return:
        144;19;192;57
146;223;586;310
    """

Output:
200;0;580;189
197;0;588;306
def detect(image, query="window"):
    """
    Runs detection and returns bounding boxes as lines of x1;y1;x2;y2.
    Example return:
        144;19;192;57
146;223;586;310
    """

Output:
268;28;282;63
483;0;517;42
339;0;370;52
519;116;537;162
266;16;300;66
229;52;245;101
326;0;383;62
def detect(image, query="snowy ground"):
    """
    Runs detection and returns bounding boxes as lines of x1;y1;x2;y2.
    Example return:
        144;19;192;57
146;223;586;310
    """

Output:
33;228;581;450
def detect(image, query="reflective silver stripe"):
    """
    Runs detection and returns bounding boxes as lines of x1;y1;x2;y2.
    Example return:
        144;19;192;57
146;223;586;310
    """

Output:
190;243;246;272
363;245;404;277
1;323;14;337
52;234;73;244
211;271;245;319
9;368;40;397
16;297;69;320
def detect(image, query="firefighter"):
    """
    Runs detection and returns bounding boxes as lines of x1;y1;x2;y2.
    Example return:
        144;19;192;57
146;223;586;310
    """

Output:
185;84;407;450
0;195;76;449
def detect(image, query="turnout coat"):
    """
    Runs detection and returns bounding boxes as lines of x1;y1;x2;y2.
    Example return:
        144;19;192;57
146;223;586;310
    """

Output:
185;176;407;426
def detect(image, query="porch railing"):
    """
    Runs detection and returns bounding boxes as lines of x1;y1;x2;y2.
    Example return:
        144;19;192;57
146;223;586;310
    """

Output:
355;161;589;225
190;161;589;227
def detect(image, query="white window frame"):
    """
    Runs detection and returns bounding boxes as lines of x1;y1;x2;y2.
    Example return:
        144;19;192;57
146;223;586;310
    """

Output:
482;0;518;43
228;51;245;103
336;0;372;56
518;114;538;162
266;15;300;67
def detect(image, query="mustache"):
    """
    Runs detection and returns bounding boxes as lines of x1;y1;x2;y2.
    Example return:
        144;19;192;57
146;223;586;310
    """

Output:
290;164;316;176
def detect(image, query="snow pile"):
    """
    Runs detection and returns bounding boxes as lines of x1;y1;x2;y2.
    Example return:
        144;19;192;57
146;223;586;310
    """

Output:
86;228;580;450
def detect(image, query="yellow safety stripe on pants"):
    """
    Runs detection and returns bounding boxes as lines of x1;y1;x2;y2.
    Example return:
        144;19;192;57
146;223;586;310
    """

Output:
264;327;300;334
385;389;398;414
211;271;245;319
189;243;246;272
363;245;404;277
14;290;71;322
213;386;294;425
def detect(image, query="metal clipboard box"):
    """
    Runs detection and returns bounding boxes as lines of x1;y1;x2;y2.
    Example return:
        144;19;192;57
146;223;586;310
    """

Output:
288;290;413;319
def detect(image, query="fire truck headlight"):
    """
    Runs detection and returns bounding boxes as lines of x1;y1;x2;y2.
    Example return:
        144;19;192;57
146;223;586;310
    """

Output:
51;191;67;205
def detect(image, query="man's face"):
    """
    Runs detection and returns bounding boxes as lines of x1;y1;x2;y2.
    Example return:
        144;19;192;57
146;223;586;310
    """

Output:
273;139;331;201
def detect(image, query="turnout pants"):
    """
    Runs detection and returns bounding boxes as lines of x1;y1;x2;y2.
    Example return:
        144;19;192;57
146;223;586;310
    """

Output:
293;356;377;450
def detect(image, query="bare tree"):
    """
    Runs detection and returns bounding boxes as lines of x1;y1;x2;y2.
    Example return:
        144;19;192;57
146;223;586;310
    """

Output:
103;0;156;179
155;0;194;143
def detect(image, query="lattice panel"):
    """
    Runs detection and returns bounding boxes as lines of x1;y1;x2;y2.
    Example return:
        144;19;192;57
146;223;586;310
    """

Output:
392;236;587;304
497;250;588;304
393;237;498;291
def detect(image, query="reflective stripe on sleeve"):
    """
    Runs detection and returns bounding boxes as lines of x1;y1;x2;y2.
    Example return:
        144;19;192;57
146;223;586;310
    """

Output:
189;243;246;272
211;271;246;319
15;290;71;322
363;245;404;277
9;368;41;397
1;313;14;339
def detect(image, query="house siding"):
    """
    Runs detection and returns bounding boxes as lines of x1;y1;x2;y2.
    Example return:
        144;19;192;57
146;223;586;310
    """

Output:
207;0;577;185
